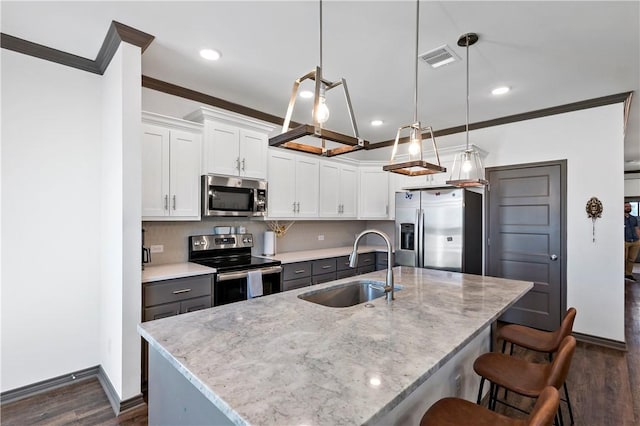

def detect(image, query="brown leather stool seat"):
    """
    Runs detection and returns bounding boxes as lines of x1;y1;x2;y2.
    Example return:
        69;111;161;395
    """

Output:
497;308;577;424
473;335;576;425
420;386;560;426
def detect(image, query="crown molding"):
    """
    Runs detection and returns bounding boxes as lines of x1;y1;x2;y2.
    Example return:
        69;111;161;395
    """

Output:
1;21;154;75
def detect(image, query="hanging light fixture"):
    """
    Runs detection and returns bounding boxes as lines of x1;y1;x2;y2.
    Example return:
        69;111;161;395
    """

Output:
269;0;365;157
446;32;488;187
383;0;445;176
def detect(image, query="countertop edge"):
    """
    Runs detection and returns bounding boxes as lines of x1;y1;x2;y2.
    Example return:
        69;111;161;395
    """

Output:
142;263;216;283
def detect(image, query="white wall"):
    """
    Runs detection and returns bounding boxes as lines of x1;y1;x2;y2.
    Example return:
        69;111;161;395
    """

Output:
625;174;640;197
1;50;102;391
100;42;142;401
361;105;626;341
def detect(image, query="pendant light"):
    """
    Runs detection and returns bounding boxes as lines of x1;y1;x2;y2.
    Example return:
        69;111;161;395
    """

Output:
383;0;445;177
269;0;365;157
446;32;488;187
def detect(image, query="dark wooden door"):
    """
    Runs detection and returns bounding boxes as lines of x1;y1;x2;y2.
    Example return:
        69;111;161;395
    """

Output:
486;162;565;331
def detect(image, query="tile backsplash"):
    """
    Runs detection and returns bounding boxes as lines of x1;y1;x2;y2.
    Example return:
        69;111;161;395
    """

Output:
142;219;393;265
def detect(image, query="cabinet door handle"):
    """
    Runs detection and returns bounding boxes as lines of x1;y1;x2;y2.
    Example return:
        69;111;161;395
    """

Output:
172;195;176;210
242;158;246;171
294;270;306;274
164;195;169;210
236;157;241;172
296;202;300;213
172;288;191;294
293;202;297;213
321;265;332;269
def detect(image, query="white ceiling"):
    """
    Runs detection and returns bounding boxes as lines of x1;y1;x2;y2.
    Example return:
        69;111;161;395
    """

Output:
3;1;639;169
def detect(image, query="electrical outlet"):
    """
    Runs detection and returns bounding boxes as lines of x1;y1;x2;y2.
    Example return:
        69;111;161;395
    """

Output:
317;235;325;241
150;245;164;253
454;374;462;397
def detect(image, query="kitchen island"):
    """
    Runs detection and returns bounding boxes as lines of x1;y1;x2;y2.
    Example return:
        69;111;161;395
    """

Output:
138;266;532;425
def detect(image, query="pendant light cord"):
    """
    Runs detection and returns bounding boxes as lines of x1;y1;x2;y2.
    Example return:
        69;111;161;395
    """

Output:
319;0;323;70
465;34;470;149
413;0;419;123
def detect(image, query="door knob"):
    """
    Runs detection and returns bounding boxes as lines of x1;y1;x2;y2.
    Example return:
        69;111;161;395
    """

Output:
550;254;558;261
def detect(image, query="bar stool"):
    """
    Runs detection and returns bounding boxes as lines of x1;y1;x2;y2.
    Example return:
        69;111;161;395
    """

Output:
497;308;577;425
473;335;576;426
420;386;560;426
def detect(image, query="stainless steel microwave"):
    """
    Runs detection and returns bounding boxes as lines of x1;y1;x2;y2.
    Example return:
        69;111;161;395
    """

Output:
201;175;267;217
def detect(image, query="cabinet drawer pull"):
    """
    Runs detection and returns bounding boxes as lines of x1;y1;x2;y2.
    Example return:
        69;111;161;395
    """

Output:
172;288;191;294
294;270;306;274
321;265;332;269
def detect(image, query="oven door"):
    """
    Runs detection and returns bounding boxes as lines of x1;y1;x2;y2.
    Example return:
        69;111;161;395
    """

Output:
214;265;282;306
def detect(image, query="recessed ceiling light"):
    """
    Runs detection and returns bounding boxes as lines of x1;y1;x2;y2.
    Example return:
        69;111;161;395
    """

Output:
371;120;384;126
200;49;221;61
299;90;314;99
492;86;510;95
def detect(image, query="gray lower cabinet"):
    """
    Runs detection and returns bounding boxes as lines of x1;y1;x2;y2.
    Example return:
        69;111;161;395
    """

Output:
312;258;336;284
282;262;312;291
336;255;357;279
282;252;387;292
142;274;213;386
376;252;394;270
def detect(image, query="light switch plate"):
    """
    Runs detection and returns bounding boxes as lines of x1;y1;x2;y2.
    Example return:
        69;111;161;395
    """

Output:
317;235;325;241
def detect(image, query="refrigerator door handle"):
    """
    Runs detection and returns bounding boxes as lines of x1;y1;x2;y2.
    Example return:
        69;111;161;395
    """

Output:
418;208;425;268
415;208;421;267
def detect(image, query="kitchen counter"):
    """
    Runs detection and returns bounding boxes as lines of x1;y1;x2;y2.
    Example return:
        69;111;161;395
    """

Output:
268;245;390;264
138;267;532;425
142;262;216;283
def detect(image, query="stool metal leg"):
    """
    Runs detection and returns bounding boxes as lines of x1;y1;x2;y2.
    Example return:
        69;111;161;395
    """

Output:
563;381;575;425
477;377;485;405
550;352;574;425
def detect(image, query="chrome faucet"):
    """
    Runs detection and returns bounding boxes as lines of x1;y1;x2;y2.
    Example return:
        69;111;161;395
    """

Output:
349;229;394;302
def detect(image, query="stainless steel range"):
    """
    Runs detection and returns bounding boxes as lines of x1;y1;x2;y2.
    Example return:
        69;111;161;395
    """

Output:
188;233;282;306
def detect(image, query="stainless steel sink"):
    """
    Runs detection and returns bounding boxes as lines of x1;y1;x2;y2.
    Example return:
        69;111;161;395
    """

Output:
298;280;401;308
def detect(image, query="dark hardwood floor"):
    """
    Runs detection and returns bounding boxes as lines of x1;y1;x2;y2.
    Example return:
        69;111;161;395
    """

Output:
0;378;147;425
2;274;639;425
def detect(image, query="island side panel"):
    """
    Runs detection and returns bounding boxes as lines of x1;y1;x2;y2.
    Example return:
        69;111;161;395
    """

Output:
371;326;491;426
149;346;235;426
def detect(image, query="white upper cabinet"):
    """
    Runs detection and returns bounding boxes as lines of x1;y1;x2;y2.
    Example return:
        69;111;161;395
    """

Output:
358;165;390;219
184;107;275;180
267;149;319;218
319;160;357;218
142;112;202;221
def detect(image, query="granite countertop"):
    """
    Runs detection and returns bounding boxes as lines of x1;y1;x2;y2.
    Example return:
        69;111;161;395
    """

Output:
142;262;216;283
268;245;390;264
138;267;532;425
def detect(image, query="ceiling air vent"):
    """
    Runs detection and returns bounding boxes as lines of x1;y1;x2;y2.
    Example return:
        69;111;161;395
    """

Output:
419;44;460;69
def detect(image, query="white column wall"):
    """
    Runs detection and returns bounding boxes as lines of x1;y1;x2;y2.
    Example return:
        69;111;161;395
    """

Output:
359;104;625;342
0;50;102;391
100;42;142;401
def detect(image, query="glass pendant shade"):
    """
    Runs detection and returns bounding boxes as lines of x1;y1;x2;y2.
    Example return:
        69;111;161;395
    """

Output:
383;124;445;176
447;148;488;187
383;0;446;177
446;32;487;188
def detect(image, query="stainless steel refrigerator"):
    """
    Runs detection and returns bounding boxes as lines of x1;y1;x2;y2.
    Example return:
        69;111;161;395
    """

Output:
395;188;482;274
